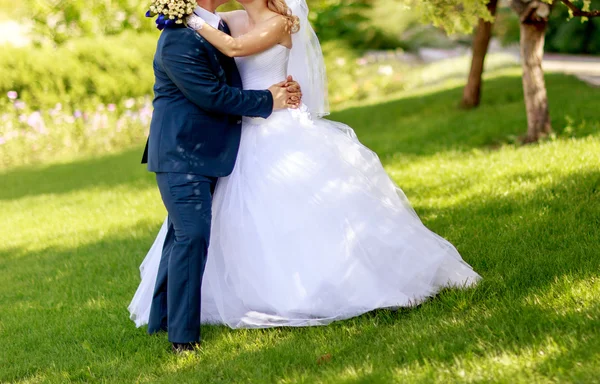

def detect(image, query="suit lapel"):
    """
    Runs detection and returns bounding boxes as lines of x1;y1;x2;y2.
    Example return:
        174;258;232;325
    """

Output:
215;21;232;66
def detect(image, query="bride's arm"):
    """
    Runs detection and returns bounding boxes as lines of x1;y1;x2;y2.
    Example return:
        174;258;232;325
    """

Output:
187;14;289;58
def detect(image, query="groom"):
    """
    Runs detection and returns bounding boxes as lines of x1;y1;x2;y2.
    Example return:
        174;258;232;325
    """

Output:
141;0;301;352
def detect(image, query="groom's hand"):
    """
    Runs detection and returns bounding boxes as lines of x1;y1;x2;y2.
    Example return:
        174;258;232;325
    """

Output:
268;80;302;111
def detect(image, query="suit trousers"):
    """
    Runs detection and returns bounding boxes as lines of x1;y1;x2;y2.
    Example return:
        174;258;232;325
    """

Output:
147;172;217;343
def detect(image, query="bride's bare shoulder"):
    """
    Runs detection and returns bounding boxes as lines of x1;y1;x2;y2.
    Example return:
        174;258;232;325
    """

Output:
218;10;248;36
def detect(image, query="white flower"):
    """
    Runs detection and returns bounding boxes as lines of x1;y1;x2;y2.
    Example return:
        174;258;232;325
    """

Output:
151;0;195;19
378;65;393;76
124;99;135;109
115;11;126;22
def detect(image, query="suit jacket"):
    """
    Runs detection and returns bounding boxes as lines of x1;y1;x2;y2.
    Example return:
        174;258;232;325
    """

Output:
142;23;273;176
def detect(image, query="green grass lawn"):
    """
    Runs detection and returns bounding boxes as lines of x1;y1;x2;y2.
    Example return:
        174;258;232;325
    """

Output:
1;72;599;383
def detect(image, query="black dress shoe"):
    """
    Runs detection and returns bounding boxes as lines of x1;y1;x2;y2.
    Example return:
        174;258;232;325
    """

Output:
171;342;201;353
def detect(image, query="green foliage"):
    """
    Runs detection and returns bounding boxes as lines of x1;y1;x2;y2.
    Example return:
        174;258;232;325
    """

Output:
13;0;480;49
411;0;597;39
363;0;462;51
0;33;155;110
321;41;409;105
24;0;153;44
546;0;600;53
231;0;399;50
18;0;403;49
0;0;21;20
308;0;383;48
0;27;518;168
401;0;493;34
496;0;600;54
1;73;600;383
494;7;521;46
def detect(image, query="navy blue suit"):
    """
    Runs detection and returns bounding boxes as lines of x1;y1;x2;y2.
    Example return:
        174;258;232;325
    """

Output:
142;23;273;343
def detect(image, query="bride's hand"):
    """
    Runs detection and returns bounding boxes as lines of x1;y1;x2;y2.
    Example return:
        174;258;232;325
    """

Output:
269;80;301;110
284;75;302;106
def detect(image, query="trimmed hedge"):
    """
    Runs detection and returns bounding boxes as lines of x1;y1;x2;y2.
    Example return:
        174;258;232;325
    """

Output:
1;32;157;109
1;31;400;113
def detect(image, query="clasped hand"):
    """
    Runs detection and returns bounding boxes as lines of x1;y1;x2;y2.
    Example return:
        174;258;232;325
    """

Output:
269;76;302;111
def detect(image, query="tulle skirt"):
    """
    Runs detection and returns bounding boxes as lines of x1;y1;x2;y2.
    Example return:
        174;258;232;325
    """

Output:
129;108;480;328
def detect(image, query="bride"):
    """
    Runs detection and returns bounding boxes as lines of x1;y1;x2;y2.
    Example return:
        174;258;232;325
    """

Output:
129;0;481;329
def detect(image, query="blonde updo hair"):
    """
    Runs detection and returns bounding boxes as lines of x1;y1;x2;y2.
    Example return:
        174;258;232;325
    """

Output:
268;0;300;33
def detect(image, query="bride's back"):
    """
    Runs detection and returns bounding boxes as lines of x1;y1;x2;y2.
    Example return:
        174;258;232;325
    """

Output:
235;44;290;91
222;10;292;91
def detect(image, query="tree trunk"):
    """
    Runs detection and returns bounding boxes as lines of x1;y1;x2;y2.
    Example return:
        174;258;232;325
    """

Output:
461;0;499;109
520;21;552;142
511;0;553;143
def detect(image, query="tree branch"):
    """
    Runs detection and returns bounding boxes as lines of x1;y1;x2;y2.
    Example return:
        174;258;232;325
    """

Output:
559;0;600;17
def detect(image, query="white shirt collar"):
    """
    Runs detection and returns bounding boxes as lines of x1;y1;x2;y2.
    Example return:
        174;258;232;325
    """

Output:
194;6;221;29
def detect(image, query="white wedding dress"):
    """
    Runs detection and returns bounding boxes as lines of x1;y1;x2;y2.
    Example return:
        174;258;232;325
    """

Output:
129;44;481;329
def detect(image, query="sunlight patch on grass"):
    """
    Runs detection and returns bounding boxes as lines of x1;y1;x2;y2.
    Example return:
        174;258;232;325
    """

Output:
84;296;109;310
393;336;565;383
0;185;164;253
524;275;600;316
14;374;48;384
161;352;206;375
386;136;600;211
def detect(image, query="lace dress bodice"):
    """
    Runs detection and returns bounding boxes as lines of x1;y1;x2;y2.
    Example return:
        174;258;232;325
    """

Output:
235;45;290;91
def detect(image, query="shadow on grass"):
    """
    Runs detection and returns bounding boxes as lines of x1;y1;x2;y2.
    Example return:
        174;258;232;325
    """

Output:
1;168;598;382
0;147;152;201
0;218;169;382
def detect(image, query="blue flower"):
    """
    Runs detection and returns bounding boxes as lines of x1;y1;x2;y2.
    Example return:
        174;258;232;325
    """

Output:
147;9;184;30
155;14;167;30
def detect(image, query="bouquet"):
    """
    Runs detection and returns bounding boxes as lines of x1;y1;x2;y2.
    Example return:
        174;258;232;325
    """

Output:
145;0;197;30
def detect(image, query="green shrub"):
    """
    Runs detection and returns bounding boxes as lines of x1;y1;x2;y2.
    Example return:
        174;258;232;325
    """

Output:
308;0;404;50
1;32;156;110
19;0;402;49
321;40;410;105
0;31;410;168
0;29;404;113
24;0;153;44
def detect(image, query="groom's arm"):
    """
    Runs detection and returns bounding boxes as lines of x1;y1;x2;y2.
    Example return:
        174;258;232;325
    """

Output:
161;33;273;118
